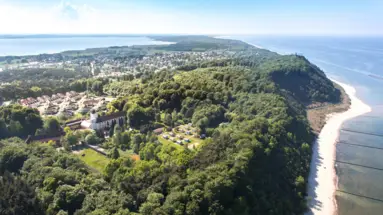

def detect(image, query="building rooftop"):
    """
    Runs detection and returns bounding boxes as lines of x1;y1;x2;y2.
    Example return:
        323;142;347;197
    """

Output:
65;119;84;127
153;127;164;134
25;132;65;144
96;111;125;123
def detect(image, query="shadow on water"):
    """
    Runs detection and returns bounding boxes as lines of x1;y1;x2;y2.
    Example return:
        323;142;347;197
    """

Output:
335;109;383;215
306;110;383;215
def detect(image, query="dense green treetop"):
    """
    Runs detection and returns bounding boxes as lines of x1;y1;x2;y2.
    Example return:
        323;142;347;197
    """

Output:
0;105;43;139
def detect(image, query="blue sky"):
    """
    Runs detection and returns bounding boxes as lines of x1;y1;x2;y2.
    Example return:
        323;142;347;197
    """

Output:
0;0;382;35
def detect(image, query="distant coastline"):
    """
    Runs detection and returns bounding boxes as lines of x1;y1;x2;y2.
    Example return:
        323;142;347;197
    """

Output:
0;34;177;39
0;36;172;57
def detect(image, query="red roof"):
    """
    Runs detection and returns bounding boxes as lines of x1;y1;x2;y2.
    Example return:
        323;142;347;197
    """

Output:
153;127;164;134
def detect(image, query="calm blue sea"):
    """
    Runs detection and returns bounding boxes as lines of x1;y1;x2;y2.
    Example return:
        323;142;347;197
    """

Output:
232;35;383;215
0;36;168;56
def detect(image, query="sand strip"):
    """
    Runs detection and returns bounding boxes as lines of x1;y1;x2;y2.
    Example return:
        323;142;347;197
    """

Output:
305;80;371;215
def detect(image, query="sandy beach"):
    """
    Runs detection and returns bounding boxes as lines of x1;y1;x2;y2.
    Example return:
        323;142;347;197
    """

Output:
305;80;372;215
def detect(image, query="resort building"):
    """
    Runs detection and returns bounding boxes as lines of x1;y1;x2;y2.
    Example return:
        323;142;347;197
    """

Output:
80;110;125;130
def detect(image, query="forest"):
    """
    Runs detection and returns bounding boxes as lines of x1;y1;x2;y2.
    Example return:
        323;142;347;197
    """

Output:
0;36;341;215
0;67;113;100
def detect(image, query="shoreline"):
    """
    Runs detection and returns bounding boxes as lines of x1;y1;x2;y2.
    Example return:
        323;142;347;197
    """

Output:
214;36;266;49
307;82;351;135
305;80;371;215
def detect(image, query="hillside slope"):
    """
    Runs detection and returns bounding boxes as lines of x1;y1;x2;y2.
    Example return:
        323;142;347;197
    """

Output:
260;55;340;105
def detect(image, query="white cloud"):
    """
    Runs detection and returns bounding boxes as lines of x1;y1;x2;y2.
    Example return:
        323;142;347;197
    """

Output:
0;0;180;34
57;1;80;20
0;0;254;35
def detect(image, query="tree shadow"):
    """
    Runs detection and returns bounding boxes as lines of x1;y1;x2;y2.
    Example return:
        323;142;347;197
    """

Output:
305;138;326;215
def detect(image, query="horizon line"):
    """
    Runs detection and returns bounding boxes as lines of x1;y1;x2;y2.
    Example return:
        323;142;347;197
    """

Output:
0;33;382;38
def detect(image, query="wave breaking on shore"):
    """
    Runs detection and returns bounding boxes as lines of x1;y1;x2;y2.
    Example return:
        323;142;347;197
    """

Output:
305;80;371;215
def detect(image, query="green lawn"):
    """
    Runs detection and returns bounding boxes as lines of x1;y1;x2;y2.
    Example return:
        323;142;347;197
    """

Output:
176;127;204;148
160;113;165;121
77;149;110;172
158;136;184;150
156;124;205;150
119;149;140;160
119;149;132;157
186;136;201;143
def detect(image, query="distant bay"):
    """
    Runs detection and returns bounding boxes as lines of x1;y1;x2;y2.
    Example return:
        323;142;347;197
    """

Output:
0;36;169;56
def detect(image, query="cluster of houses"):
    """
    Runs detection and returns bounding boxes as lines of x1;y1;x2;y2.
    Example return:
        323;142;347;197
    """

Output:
3;48;236;81
93;51;235;78
19;97;40;106
18;91;108;117
19;91;80;107
76;97;108;115
17;88;113;118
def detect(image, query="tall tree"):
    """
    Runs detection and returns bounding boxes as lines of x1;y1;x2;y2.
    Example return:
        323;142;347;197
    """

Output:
44;117;61;135
164;113;172;127
108;147;120;160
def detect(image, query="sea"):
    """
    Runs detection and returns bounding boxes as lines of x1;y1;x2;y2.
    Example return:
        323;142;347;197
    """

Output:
231;35;383;215
0;36;169;56
1;35;383;214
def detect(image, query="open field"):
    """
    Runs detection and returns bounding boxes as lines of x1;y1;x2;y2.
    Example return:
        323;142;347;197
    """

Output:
75;147;140;172
77;148;110;172
119;149;140;161
158;136;184;149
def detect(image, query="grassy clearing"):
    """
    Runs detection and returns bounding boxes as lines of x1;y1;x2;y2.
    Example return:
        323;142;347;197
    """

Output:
119;149;141;161
158;136;184;150
158;125;203;150
160;113;165;121
174;125;202;148
77;148;110;172
75;148;140;172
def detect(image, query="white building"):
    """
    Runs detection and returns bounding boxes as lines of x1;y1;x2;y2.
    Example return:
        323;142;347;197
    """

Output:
81;110;125;131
